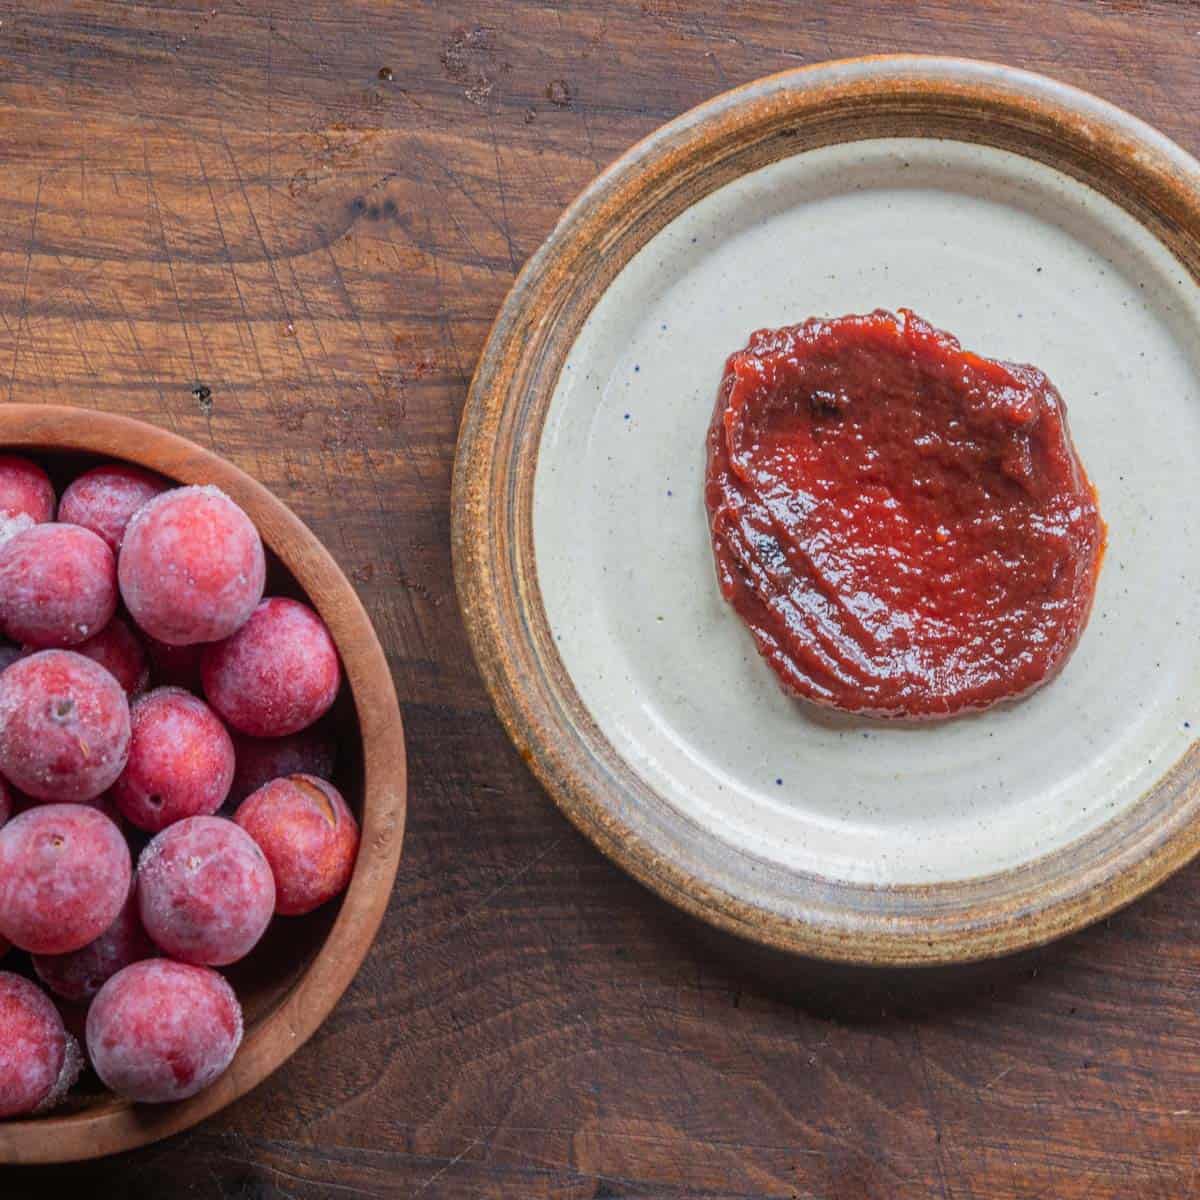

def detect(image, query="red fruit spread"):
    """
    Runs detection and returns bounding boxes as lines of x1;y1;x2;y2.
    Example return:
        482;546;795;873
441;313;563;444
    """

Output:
704;309;1105;720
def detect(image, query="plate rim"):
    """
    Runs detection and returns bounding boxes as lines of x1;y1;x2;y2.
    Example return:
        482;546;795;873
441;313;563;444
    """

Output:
452;54;1200;966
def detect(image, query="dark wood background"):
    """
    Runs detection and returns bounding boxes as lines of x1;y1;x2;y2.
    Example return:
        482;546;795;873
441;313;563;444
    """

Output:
4;2;1200;1196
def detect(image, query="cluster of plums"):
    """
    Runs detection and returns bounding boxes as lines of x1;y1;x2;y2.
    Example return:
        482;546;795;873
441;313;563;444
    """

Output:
0;456;358;1116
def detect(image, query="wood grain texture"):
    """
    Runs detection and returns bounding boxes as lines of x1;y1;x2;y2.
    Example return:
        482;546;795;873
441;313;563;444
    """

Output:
3;0;1200;1195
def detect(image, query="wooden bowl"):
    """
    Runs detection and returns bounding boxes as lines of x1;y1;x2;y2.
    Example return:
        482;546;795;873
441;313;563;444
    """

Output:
0;405;406;1164
453;56;1200;966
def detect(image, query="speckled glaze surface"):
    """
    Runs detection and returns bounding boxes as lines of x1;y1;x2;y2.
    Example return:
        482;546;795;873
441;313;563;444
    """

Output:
453;57;1200;964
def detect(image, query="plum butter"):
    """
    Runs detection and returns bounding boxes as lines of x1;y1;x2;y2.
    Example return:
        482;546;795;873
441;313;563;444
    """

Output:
704;309;1105;719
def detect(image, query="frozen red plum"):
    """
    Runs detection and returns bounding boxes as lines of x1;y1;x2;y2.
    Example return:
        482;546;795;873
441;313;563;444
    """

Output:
0;511;34;546
0;650;131;801
0;804;131;954
236;775;359;915
137;816;274;965
119;485;265;646
0;973;77;1118
58;463;167;554
33;886;155;1004
228;725;337;808
202;597;340;737
113;687;234;833
0;523;117;647
86;959;243;1103
71;616;148;696
0;784;7;957
0;455;54;525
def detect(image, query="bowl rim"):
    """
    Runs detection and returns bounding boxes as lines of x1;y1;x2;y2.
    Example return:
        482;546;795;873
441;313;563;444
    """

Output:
0;404;407;1164
451;54;1200;967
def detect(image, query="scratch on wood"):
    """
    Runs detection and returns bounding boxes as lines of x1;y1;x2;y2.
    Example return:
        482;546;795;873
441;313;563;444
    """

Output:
8;172;43;401
412;1135;483;1196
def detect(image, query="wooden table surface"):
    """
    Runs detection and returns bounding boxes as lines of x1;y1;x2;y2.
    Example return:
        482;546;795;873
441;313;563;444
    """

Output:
5;2;1200;1196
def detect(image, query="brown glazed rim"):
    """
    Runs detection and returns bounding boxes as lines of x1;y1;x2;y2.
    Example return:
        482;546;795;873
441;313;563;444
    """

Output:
0;405;407;1163
452;56;1200;967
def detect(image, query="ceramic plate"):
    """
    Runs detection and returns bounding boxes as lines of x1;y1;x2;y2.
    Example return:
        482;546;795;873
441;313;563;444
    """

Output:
453;57;1200;964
